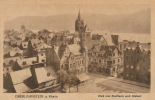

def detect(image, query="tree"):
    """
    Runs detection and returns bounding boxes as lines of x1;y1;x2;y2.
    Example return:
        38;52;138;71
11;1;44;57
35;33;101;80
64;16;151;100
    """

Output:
68;75;80;92
57;69;69;90
67;68;81;92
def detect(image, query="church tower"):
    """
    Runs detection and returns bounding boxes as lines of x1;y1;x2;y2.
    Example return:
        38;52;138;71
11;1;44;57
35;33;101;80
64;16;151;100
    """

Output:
75;10;85;33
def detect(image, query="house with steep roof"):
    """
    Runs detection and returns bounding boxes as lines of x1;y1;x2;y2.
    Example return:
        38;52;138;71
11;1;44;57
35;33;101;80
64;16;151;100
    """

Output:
9;68;33;93
46;43;88;74
88;44;122;77
124;41;151;84
30;67;57;89
12;55;46;71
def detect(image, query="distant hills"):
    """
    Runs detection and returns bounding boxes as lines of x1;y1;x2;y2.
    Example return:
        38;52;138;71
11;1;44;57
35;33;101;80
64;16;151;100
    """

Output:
5;9;150;34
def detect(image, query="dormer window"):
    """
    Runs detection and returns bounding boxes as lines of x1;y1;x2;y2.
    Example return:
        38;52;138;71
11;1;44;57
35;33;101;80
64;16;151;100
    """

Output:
47;73;50;77
22;61;26;65
42;59;45;62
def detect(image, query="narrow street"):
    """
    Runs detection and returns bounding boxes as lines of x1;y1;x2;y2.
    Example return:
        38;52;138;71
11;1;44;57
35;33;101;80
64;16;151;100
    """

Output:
69;74;150;93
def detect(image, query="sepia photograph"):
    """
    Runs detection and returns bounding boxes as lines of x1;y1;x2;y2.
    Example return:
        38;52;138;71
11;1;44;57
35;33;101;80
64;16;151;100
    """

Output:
2;1;151;94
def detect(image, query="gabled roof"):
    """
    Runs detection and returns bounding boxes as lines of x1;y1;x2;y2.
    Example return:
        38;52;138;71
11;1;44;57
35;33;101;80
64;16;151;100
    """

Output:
21;42;28;49
67;44;81;55
10;68;32;85
102;34;114;46
35;67;56;84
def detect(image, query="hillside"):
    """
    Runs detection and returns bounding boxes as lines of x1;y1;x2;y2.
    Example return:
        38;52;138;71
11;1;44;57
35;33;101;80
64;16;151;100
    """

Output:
4;9;150;34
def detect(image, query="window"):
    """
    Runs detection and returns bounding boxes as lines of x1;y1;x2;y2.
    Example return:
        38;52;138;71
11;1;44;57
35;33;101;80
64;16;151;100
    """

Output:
42;59;45;62
47;73;50;77
118;59;120;62
109;54;112;57
126;56;128;61
81;68;83;72
41;53;44;56
131;65;133;69
113;53;115;56
32;61;36;64
61;65;63;69
82;60;84;64
113;60;115;64
130;56;133;61
120;44;122;50
22;61;26;65
99;59;101;63
107;61;112;65
89;58;91;61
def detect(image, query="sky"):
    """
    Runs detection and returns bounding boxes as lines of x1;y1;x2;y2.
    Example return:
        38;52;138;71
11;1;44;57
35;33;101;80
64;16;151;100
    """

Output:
0;0;150;20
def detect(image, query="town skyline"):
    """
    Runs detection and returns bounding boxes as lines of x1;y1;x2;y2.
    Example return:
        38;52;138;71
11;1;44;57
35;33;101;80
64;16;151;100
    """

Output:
3;9;151;93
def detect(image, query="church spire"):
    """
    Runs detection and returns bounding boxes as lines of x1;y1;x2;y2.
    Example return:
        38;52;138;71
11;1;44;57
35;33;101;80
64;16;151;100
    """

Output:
78;9;81;20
